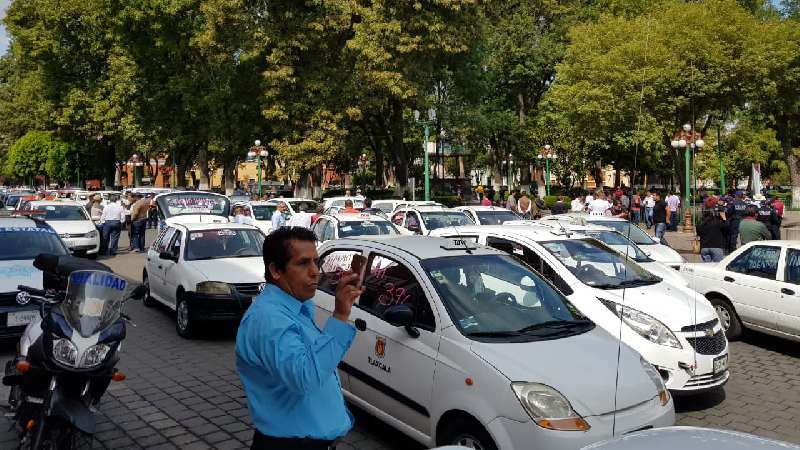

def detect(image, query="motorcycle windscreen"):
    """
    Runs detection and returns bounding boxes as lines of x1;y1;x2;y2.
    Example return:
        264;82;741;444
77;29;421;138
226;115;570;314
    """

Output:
61;270;130;338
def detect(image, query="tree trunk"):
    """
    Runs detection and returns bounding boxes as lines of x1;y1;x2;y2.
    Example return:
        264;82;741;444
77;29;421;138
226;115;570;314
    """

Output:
777;117;800;207
197;143;210;191
389;100;410;197
223;160;236;195
374;145;384;187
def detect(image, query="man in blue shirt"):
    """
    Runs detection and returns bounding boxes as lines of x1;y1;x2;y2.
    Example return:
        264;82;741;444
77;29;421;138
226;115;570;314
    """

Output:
236;226;363;449
271;201;288;232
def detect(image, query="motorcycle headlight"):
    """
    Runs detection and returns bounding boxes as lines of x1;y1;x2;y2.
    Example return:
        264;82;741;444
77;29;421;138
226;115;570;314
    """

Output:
511;382;590;431
195;281;232;295
600;298;682;349
52;338;78;367
639;357;670;406
86;230;98;239
81;344;111;368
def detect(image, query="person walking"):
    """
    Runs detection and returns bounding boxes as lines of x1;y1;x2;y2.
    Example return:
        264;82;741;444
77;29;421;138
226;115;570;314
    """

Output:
630;191;641;223
236;227;363;450
271;202;288;231
652;192;670;245
643;191;655;229
696;210;729;262
739;205;772;245
147;195;159;229
100;196;126;256
130;194;150;252
666;192;680;231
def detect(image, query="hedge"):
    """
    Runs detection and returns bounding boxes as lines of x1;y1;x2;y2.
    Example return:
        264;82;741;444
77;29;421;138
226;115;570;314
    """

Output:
544;195;572;208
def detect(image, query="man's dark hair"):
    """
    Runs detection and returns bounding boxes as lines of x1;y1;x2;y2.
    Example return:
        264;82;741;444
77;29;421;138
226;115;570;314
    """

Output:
363;198;373;207
745;205;758;218
344;199;354;208
262;227;317;283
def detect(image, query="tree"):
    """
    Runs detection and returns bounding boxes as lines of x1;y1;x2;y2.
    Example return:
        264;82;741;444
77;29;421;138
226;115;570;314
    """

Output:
4;131;58;183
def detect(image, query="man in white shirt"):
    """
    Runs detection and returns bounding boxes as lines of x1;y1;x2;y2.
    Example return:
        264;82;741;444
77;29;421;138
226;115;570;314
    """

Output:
571;195;585;212
287;203;313;229
589;193;611;215
100;197;126;256
643;192;656;229
666;192;681;231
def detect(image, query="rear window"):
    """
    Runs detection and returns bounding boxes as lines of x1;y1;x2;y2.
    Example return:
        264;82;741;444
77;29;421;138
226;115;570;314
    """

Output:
0;226;69;261
476;210;519;225
337;220;398;238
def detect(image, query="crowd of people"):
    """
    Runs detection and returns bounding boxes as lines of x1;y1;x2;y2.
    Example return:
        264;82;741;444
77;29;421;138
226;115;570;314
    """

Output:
88;192;158;256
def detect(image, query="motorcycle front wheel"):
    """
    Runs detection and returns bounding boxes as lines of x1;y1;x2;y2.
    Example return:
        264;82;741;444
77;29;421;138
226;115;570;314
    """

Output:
21;416;93;450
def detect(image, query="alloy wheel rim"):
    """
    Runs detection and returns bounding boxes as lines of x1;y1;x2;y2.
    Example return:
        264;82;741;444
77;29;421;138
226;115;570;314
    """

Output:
714;305;730;330
455;435;484;450
177;301;188;331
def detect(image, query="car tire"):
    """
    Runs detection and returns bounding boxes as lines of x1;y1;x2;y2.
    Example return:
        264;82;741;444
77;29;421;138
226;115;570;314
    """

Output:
142;272;157;307
441;417;497;450
176;294;195;339
709;297;742;340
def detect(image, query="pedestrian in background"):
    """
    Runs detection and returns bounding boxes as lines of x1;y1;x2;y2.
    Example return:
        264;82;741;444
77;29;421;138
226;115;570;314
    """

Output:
480;193;491;206
550;196;569;215
571;195;585;212
643;191;655;229
697;210;729;262
287;203;314;229
147;195;159;229
589;192;611;215
630;191;641;223
505;190;517;212
100;196;126;256
756;200;781;240
130;194;150;252
518;192;532;218
666;191;680;231
652;192;670;245
271;202;288;231
236;227;362;450
739;205;772;245
726;191;748;252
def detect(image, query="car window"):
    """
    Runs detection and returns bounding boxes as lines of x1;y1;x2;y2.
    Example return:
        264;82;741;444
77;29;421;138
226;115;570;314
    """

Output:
419;211;473;230
476;210;519;225
727;245;781;280
185;229;265;260
313;218;328;241
288;200;318;213
322;221;336;241
0;226;69;260
372;202;394;213
337;220;398;238
169;231;183;259
785;249;800;285
157;227;177;253
592;220;654;245
406;212;422;232
486;236;574;295
359;254;435;330
319;250;362;295
391;211;405;226
252;205;275;221
31;205;89;221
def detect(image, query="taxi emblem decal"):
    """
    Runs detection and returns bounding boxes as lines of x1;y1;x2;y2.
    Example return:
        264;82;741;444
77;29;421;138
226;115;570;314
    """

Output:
375;336;386;359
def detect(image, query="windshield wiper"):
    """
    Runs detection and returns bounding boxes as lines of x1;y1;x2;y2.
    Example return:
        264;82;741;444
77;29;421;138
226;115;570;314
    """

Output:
515;320;593;334
464;330;523;338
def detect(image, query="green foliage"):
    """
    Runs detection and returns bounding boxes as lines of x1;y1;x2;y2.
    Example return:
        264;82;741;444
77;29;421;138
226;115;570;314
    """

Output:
5;131;56;180
544;195;572;208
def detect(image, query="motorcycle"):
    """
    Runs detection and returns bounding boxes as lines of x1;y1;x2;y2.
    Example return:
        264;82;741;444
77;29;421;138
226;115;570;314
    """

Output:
3;254;144;449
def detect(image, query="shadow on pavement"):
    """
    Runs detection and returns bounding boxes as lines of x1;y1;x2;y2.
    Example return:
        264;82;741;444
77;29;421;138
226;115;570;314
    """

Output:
346;403;425;450
741;330;800;358
673;387;726;413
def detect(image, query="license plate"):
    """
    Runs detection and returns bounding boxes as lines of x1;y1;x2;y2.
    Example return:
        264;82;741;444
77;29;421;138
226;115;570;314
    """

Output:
713;354;728;375
6;310;39;327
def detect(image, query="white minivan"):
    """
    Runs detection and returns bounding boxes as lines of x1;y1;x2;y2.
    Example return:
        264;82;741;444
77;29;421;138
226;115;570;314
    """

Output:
430;225;729;394
315;236;674;450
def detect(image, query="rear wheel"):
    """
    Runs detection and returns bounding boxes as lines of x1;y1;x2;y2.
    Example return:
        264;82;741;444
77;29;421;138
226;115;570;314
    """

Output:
176;294;196;338
710;297;742;340
142;272;157;307
440;417;497;450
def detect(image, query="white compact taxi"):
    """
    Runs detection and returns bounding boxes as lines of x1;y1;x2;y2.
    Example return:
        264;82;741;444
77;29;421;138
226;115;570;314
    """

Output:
312;212;399;244
18;200;100;257
430;225;729;394
390;207;474;235
315;236;674;450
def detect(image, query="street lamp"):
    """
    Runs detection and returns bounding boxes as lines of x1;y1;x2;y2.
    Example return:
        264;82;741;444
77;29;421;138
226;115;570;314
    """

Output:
248;140;267;196
537;145;557;196
505;154;514;190
671;124;703;232
357;153;369;191
414;108;436;201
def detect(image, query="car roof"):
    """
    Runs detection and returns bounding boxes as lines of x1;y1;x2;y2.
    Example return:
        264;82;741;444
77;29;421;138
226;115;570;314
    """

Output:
171;222;260;231
324;213;390;223
154;191;228;200
397;206;454;213
29;200;83;207
456;206;515;212
434;224;584;241
265;198;315;203
324;235;504;260
0;216;53;229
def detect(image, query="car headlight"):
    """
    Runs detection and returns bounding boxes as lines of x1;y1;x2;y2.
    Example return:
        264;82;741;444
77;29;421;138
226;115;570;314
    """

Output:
195;281;232;295
511;382;590;431
639;357;670;406
53;338;78;367
86;230;98;239
81;344;111;368
600;299;682;349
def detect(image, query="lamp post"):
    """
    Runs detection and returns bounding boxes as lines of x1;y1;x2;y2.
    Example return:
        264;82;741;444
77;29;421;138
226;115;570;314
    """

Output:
537;145;556;196
717;124;726;193
671;123;703;232
357;152;369;191
414;108;436;201
248;140;268;197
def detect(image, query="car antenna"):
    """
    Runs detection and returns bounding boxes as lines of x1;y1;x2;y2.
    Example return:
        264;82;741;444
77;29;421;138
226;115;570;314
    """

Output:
449;225;473;254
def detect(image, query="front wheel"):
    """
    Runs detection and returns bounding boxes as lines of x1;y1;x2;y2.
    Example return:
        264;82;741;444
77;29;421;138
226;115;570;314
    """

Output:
142;272;157;307
176;296;196;338
710;297;742;340
440;417;497;450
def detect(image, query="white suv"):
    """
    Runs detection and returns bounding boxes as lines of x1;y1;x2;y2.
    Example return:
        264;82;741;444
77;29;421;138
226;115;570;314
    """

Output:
315;236;674;450
430;225;729;394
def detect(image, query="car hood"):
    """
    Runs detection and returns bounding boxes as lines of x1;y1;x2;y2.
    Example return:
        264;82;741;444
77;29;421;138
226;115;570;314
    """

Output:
0;260;43;294
580;426;799;450
640;244;684;265
48;221;95;234
186;257;265;284
470;327;658;416
605;282;717;330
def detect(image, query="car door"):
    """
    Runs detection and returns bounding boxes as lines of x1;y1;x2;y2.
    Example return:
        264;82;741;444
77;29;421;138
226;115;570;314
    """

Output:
148;227;176;302
777;247;800;335
160;229;184;307
344;251;439;435
724;245;783;330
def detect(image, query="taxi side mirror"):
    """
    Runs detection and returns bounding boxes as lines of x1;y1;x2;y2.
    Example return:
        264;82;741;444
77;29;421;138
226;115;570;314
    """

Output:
384;304;413;327
159;251;177;262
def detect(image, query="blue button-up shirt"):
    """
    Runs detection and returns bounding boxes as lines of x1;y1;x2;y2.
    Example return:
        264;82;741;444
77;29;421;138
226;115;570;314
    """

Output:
236;284;356;440
271;212;286;231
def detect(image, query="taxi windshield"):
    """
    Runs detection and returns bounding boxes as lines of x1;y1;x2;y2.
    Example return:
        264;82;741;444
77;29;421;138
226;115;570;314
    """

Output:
419;211;473;230
337;220;398;238
540;238;660;289
32;205;90;221
475;210;519;225
186;229;265;260
422;254;592;342
590;220;654;246
0;226;69;261
251;205;275;221
585;230;652;262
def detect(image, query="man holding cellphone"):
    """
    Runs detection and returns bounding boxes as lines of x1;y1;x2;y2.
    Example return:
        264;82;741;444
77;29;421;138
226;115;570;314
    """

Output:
236;227;363;450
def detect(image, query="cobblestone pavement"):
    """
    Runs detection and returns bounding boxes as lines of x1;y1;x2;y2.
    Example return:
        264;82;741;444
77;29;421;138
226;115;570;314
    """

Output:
0;228;798;449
